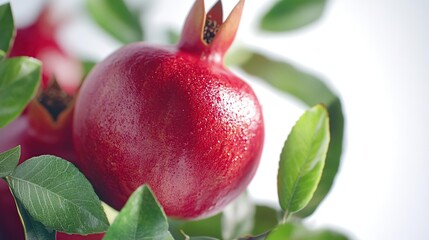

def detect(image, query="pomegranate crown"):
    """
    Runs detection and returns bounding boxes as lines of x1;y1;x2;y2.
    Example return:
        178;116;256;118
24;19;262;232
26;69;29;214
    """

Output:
178;0;244;63
26;79;75;143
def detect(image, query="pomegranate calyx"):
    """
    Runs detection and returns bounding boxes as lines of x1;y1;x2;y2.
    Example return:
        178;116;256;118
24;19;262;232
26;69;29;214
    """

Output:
27;79;75;143
178;0;244;63
38;79;73;121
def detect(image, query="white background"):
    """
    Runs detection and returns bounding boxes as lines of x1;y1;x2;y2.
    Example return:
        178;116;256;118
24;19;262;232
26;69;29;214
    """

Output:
3;0;429;239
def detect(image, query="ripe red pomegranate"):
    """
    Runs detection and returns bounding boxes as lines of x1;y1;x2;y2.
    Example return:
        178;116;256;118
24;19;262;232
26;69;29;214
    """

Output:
0;4;99;239
1;3;81;162
73;0;264;219
0;81;76;164
8;3;81;94
0;83;105;240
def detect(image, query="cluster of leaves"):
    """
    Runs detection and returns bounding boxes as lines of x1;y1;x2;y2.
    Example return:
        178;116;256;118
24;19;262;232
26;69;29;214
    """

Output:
0;0;346;239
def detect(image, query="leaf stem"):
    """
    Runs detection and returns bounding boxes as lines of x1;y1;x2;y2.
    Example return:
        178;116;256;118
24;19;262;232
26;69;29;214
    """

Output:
281;210;291;224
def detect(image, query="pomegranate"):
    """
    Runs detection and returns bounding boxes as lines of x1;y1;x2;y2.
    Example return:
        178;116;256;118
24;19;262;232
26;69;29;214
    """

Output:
8;3;82;94
1;2;81;162
0;4;94;239
73;0;264;219
0;82;104;240
0;81;76;164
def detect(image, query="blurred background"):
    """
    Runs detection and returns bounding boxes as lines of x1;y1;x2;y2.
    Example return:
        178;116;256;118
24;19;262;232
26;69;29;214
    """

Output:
2;0;428;239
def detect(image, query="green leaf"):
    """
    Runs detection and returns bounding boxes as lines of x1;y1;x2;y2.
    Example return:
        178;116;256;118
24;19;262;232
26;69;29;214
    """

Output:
9;185;56;240
266;222;348;240
277;105;330;217
238;51;344;217
0;49;6;60
171;204;279;240
0;3;15;54
170;214;222;240
104;185;173;240
251;205;279;236
0;146;20;177
170;193;254;240
0;57;41;128
221;192;255;240
189;237;220;240
296;98;343;218
260;0;327;32
238;51;336;106
8;155;109;234
86;0;143;43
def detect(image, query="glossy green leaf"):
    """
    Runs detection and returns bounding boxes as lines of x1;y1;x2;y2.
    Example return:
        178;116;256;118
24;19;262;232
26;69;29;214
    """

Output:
0;145;20;177
9;187;56;240
86;0;143;43
277;105;330;217
238;51;344;217
8;155;109;234
266;222;348;240
0;57;41;128
0;3;15;54
296;98;343;218
104;185;173;240
260;0;327;32
221;192;255;240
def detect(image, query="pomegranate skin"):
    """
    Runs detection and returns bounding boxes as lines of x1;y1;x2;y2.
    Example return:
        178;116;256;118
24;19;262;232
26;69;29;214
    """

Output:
0;115;75;164
56;232;104;240
73;43;264;219
0;181;24;240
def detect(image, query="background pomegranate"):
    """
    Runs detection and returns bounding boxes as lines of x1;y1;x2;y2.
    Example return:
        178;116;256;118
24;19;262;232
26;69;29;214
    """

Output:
0;81;76;164
0;2;81;162
73;0;264;220
0;4;102;239
8;2;81;94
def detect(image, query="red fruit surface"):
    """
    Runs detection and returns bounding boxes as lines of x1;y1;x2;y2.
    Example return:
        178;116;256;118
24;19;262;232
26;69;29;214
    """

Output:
73;0;264;219
56;232;104;240
0;180;24;240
